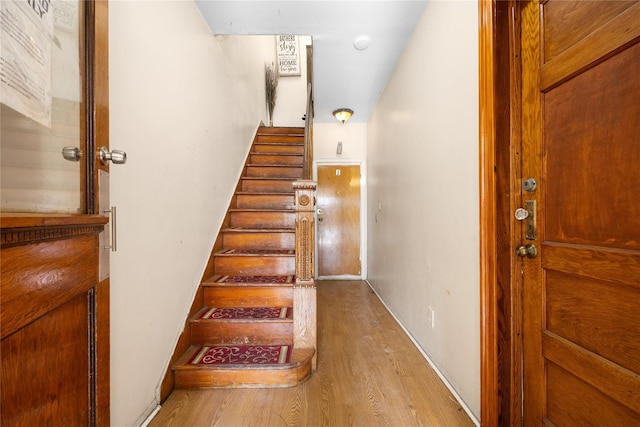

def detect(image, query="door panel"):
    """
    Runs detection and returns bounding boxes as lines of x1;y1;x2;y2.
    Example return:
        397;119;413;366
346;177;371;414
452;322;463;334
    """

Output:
546;362;640;427
522;0;640;424
545;271;639;375
316;165;361;277
543;42;640;249
0;235;98;337
1;292;90;425
0;1;110;425
542;1;636;62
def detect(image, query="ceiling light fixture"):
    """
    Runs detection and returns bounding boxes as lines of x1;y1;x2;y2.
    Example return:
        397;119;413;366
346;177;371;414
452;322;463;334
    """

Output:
333;108;353;124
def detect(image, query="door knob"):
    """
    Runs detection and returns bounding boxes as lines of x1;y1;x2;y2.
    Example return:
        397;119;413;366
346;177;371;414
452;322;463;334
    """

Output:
62;146;82;161
99;146;127;165
514;208;529;220
516;244;538;259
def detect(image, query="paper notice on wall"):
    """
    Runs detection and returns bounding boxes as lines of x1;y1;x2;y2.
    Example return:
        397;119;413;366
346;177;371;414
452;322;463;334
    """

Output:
1;0;54;127
53;0;76;32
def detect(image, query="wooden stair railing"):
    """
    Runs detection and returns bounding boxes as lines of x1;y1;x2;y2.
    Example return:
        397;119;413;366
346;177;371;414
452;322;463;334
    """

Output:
294;83;317;368
302;83;314;180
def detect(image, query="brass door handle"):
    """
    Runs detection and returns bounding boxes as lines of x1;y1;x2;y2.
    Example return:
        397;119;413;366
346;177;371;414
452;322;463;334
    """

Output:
516;244;537;258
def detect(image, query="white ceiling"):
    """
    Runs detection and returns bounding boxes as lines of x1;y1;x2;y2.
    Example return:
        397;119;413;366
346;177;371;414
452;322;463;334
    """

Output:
195;1;428;123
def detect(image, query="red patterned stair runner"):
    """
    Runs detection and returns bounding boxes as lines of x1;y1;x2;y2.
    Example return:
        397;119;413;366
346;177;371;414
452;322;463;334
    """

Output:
208;275;294;284
198;307;292;320
188;345;291;365
218;249;294;255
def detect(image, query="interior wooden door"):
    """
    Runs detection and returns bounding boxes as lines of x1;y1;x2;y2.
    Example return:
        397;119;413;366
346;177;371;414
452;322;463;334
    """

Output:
521;1;640;424
316;165;361;277
0;1;110;425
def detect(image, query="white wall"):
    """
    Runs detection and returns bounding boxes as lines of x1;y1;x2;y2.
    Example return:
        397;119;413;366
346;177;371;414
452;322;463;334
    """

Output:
313;122;367;161
367;1;480;421
273;36;311;127
109;2;274;425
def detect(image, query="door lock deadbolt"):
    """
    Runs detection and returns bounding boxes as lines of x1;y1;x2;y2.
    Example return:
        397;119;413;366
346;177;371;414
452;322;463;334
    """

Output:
523;178;537;192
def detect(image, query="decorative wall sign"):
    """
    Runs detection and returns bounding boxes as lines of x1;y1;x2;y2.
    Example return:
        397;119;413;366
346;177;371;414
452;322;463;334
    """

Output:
277;35;300;76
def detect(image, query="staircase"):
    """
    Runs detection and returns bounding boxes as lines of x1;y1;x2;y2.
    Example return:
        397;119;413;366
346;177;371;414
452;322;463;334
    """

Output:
171;127;315;389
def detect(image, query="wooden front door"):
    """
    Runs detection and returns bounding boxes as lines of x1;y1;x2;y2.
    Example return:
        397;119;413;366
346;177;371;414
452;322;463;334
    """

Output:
0;1;110;425
521;1;640;424
316;165;361;277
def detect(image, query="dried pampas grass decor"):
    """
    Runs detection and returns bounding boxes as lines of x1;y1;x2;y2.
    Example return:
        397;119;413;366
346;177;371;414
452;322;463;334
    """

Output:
265;63;279;126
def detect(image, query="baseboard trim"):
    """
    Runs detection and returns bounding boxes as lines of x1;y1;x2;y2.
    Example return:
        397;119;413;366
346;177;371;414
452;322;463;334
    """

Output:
365;280;480;426
137;402;161;427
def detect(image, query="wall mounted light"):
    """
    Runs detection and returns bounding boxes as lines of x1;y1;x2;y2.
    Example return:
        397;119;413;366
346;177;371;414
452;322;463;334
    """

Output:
333;108;353;124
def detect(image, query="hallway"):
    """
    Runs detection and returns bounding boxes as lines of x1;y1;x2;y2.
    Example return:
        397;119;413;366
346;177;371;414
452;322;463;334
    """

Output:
150;281;474;426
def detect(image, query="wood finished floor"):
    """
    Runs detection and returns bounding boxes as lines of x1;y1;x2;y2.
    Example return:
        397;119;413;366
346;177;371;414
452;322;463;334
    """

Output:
150;280;475;427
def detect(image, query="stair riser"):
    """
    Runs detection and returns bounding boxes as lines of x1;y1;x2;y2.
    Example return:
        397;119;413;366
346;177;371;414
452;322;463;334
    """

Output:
223;232;294;250
241;179;295;193
253;144;304;154
246;166;302;178
230;211;295;229
257;135;304;144
214;256;295;275
249;154;303;165
236;194;294;209
174;364;311;389
258;127;304;135
191;322;293;346
204;287;293;307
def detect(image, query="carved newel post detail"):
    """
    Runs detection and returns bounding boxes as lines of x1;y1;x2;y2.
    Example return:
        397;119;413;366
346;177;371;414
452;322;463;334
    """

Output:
293;180;317;369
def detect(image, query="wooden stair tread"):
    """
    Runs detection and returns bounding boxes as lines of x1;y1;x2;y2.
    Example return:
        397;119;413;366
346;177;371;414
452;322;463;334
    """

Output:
174;346;314;371
215;249;294;255
241;177;297;181
250;152;303;156
223;228;294;232
253;142;304;146
172;346;312;389
192;317;293;324
236;191;294;195
255;141;304;145
229;208;293;212
246;163;302;168
192;306;293;323
203;275;295;287
257;127;305;135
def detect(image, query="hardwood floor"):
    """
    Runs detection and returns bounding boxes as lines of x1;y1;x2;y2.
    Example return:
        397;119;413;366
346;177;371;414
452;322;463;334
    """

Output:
150;280;475;426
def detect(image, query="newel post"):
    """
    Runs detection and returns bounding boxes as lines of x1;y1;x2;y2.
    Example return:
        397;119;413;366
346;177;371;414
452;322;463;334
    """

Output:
293;180;317;369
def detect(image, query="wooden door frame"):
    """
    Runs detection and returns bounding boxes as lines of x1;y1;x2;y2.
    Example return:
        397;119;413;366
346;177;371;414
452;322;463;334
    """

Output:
479;0;524;425
313;160;367;280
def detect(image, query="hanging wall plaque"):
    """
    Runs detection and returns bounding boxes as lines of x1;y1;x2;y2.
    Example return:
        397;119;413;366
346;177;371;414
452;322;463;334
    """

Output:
277;35;300;76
